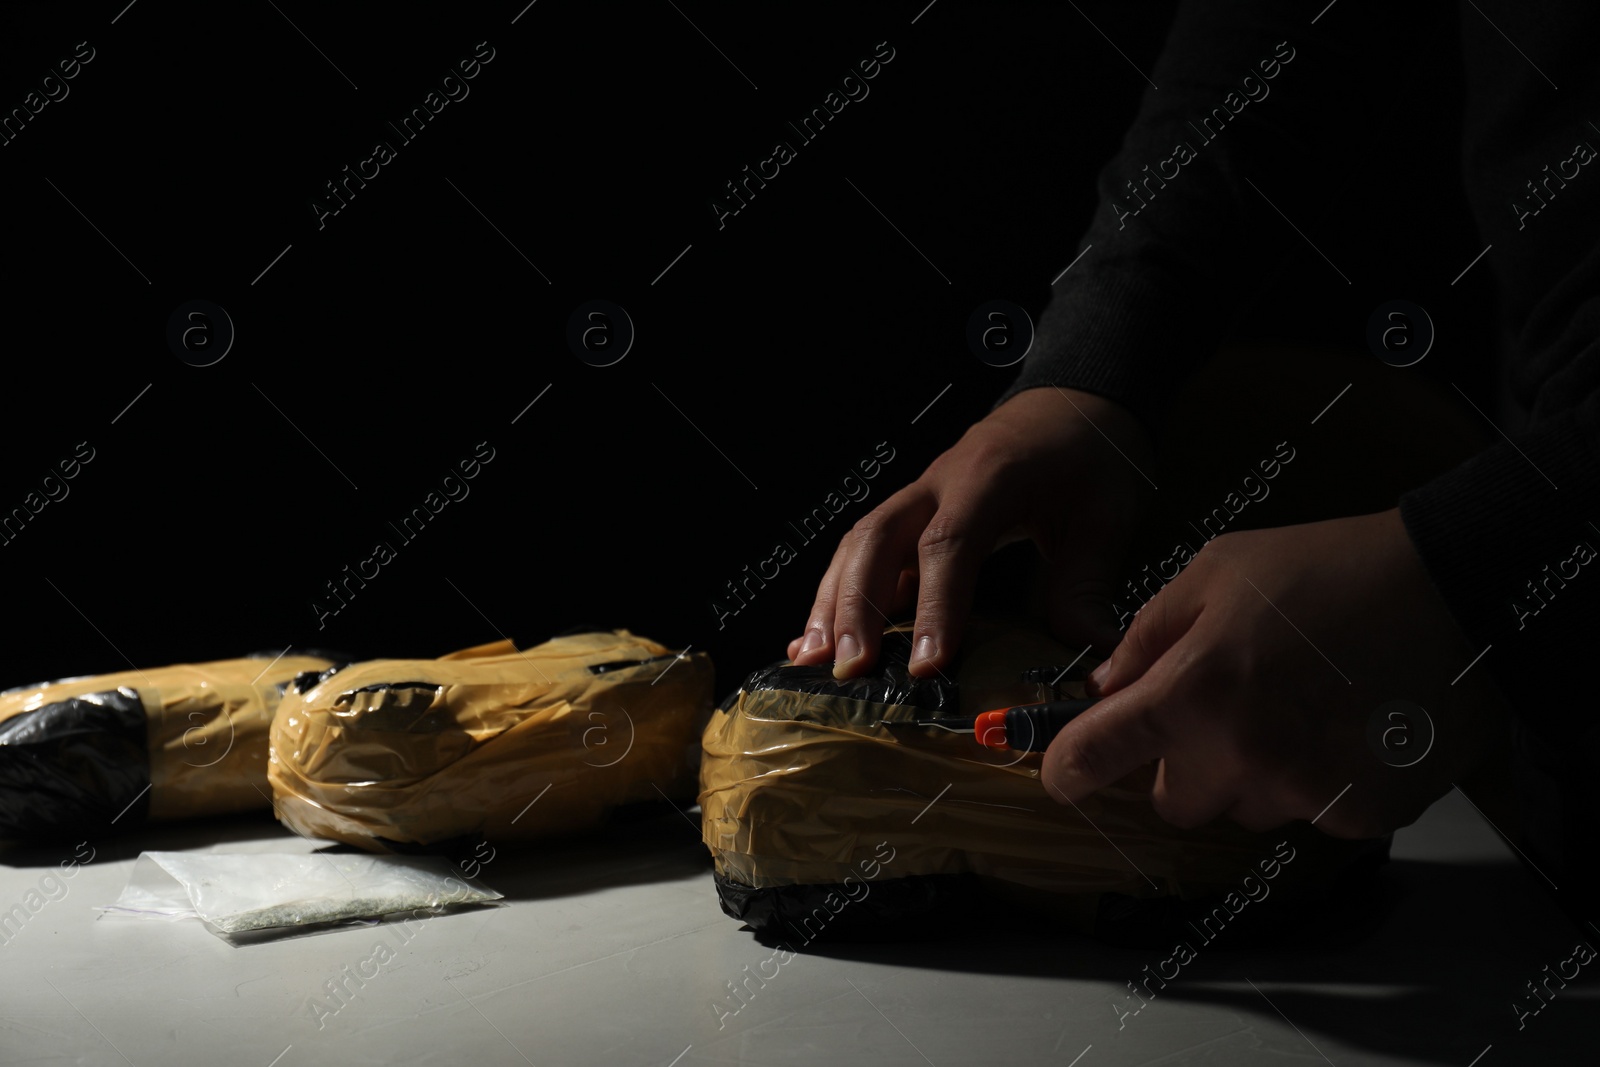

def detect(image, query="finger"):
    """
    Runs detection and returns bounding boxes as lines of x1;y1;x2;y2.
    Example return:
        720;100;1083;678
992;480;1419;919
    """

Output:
1118;761;1159;792
1040;670;1171;804
891;567;918;617
1223;793;1294;835
1149;753;1238;830
832;490;936;679
1309;806;1391;841
1301;783;1395;841
907;501;1005;677
864;570;919;662
790;541;851;666
1087;573;1205;697
1219;762;1314;834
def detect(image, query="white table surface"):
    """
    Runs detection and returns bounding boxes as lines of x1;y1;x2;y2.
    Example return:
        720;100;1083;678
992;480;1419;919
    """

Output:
1;788;1593;1066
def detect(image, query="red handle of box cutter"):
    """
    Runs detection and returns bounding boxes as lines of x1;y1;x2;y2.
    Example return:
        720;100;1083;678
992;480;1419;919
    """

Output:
975;700;1096;752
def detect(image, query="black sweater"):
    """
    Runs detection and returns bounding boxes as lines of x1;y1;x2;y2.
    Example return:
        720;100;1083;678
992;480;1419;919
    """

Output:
999;0;1600;744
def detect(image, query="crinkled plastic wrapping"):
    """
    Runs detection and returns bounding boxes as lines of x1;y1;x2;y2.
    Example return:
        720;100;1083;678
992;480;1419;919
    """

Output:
0;653;338;838
268;630;714;852
699;621;1384;943
101;851;503;939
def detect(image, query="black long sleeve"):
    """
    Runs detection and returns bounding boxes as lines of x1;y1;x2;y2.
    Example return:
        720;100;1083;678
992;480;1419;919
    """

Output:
999;0;1600;744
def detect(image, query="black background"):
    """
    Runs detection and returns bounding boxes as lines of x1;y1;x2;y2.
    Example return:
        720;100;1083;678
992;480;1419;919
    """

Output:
0;0;1489;696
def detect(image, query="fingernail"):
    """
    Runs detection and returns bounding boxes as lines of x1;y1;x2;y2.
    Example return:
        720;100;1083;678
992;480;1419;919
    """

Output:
910;635;937;670
832;633;861;676
1090;660;1111;689
798;628;827;657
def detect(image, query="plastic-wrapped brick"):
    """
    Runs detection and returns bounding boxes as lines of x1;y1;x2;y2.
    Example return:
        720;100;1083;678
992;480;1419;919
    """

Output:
699;621;1388;947
0;652;340;839
269;630;713;852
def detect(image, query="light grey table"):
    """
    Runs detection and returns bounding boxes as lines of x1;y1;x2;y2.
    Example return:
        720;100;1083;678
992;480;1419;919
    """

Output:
2;789;1593;1066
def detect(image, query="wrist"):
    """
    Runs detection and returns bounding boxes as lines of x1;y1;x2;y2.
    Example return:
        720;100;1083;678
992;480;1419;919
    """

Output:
995;386;1154;468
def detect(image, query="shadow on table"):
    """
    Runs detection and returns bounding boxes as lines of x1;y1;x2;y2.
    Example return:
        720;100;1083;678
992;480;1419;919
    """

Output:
439;801;713;903
0;808;293;868
792;858;1597;1064
1;797;714;904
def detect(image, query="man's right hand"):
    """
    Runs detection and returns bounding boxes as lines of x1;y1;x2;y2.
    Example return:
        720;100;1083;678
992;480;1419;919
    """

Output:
786;386;1156;680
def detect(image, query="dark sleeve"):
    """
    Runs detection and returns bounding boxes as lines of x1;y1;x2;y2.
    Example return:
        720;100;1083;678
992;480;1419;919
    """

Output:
995;0;1446;431
1399;0;1600;745
1398;335;1600;745
1002;0;1600;743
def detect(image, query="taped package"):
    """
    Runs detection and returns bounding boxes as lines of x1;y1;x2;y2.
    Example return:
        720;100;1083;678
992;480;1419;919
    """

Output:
269;630;714;852
0;652;340;839
699;621;1389;947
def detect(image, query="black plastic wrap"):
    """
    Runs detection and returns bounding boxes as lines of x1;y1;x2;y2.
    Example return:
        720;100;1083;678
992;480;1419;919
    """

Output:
0;688;148;838
714;870;983;946
714;835;1393;949
739;630;956;713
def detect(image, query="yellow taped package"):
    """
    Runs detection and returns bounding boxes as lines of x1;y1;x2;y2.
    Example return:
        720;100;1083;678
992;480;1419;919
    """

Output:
700;620;1384;944
0;652;338;837
268;630;714;851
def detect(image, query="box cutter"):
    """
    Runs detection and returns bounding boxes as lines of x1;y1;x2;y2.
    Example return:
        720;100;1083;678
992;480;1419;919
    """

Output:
882;698;1097;752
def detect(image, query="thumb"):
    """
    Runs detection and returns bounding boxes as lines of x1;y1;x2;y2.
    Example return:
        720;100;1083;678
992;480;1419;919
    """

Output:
1040;671;1171;804
1087;574;1202;696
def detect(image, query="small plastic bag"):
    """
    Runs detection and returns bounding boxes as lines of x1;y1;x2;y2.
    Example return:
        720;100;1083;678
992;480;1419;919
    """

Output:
100;851;502;939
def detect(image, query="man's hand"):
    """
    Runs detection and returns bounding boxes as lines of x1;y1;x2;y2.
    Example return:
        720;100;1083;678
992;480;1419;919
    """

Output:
1041;509;1509;838
787;387;1154;679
